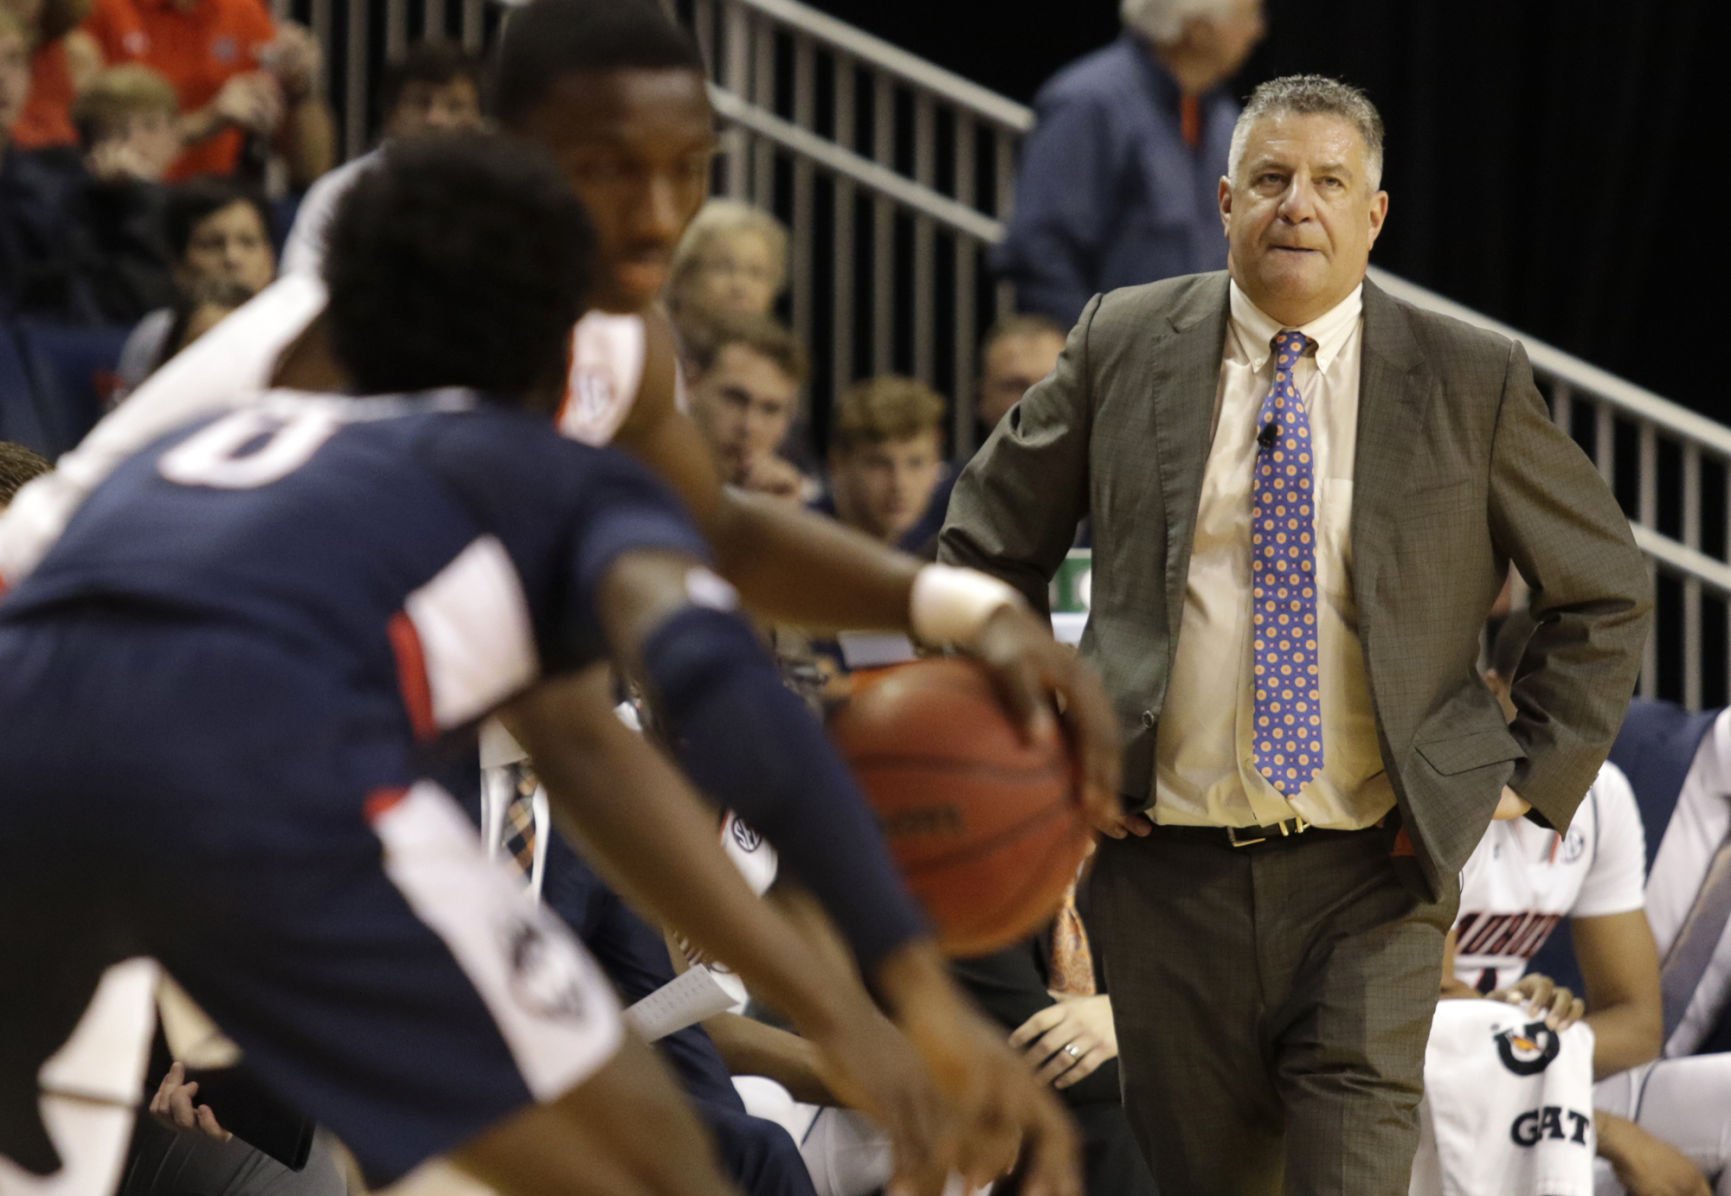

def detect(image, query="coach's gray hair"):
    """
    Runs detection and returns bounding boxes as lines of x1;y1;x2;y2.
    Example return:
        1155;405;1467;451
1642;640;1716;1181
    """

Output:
1119;0;1243;46
1227;75;1385;190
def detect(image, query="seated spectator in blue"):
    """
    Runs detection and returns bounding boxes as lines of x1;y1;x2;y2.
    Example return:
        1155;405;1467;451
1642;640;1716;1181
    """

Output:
279;39;484;277
2;10;85;314
115;179;275;393
681;310;814;502
973;314;1065;445
818;375;949;556
994;0;1264;324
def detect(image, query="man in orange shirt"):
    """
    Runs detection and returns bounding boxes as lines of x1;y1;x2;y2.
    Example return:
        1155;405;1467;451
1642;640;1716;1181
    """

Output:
81;0;331;185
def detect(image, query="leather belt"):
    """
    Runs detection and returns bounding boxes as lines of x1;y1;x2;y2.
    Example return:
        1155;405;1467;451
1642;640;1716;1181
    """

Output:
1149;815;1384;850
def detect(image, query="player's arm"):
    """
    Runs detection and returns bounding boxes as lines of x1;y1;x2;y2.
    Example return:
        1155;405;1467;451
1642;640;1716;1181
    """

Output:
612;311;1120;828
1572;910;1664;1078
587;547;1079;1192
503;667;959;1196
1593;1112;1713;1196
1436;929;1479;999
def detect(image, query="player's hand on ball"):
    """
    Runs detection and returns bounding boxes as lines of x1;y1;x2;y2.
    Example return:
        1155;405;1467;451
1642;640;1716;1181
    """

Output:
149;1061;233;1142
1490;972;1584;1031
809;1013;960;1196
967;605;1128;839
880;945;1082;1196
1011;994;1118;1090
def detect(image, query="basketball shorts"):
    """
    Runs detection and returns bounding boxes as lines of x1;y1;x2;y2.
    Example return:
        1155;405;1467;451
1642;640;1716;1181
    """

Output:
0;618;622;1186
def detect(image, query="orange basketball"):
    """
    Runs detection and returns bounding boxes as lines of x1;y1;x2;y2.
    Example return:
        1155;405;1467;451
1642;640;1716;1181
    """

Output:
829;658;1092;956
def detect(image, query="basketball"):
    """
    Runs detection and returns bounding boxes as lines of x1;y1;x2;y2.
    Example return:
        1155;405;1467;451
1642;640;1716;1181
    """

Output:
829;658;1092;956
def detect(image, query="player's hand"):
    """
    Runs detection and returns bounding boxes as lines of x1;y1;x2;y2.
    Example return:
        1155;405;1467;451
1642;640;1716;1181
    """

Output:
1489;973;1584;1031
1492;785;1532;821
803;1005;959;1196
967;605;1125;838
1010;994;1118;1090
1598;1112;1712;1196
148;1061;233;1142
879;944;1082;1196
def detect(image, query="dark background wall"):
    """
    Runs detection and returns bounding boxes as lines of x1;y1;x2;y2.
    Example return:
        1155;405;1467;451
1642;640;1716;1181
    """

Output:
814;0;1709;412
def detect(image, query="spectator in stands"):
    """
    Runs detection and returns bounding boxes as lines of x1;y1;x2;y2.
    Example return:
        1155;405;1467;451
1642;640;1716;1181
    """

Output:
81;0;335;187
16;61;183;323
683;310;814;501
994;0;1264;323
0;439;49;506
114;179;272;390
6;0;102;150
820;375;947;552
72;63;179;181
669;198;788;324
976;313;1065;435
2;6;84;312
280;39;485;277
112;274;248;398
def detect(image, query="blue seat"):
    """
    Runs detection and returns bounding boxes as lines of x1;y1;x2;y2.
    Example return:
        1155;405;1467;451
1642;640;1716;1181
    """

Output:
0;320;53;456
13;320;131;457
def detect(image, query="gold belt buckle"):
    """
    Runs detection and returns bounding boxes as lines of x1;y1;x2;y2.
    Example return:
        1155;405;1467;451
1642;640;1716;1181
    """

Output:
1225;825;1268;848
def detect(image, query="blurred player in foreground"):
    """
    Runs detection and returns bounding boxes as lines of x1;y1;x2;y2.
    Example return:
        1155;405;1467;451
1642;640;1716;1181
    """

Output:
0;2;1112;1183
0;134;1071;1195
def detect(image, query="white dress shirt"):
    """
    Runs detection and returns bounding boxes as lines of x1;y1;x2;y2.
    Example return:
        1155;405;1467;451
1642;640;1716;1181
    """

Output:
1152;280;1395;830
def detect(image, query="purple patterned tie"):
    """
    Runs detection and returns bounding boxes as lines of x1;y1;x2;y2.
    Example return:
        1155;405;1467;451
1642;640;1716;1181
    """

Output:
1251;330;1323;797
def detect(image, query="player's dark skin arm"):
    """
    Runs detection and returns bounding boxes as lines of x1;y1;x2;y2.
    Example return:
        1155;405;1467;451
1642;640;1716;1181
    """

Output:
574;547;1082;1196
613;311;1122;833
1572;910;1664;1079
502;666;962;1196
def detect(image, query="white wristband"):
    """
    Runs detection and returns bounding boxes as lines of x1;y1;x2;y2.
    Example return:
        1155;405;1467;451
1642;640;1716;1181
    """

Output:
909;564;1023;647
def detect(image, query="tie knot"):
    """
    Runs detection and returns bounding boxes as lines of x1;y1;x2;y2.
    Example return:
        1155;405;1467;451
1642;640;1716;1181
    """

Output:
1272;330;1309;370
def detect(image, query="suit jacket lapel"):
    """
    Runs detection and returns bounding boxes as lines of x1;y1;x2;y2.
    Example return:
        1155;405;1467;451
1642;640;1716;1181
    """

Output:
1351;278;1435;605
1148;275;1231;650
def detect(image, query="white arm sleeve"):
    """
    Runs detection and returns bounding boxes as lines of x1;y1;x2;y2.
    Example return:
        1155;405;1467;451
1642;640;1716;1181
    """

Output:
1573;762;1648;918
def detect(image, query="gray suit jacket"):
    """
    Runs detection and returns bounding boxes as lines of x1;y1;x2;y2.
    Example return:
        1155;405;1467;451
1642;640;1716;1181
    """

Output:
940;272;1652;898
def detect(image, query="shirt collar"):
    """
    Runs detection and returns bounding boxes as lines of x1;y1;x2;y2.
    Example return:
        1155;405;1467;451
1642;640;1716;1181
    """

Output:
1228;279;1364;374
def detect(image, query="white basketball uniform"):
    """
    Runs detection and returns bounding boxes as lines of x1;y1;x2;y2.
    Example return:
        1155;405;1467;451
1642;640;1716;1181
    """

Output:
1443;762;1730;1196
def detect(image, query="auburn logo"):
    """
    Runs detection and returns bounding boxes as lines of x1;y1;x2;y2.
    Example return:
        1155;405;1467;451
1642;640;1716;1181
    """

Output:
1494;1020;1561;1076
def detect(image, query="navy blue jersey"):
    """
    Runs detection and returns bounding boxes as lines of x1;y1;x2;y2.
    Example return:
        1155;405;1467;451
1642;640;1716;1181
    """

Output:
1;389;706;749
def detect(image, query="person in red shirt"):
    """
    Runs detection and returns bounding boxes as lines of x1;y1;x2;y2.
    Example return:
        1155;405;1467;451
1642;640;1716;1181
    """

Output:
7;0;108;150
81;0;332;185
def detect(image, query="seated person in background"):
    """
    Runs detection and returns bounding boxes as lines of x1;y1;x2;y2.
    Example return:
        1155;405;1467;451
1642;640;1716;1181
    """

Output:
1432;610;1729;1196
3;8;90;313
116;178;273;391
668;198;788;324
72;62;180;181
681;310;814;501
114;275;250;398
81;0;334;186
280;38;484;277
0;440;49;505
950;881;1156;1196
7;0;101;150
818;375;949;554
974;314;1065;440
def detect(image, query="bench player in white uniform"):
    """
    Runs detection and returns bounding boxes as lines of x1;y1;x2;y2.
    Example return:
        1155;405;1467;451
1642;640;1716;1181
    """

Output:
1431;612;1730;1196
0;3;1110;1189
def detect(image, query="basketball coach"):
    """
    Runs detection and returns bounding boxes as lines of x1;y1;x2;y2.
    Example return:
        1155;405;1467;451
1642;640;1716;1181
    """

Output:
941;75;1651;1194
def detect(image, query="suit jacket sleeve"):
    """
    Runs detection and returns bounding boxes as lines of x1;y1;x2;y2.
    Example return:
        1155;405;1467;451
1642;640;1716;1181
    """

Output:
1488;340;1652;830
939;294;1099;614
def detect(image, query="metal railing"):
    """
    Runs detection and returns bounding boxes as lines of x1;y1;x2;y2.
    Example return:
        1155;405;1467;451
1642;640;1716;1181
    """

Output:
269;0;1728;706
